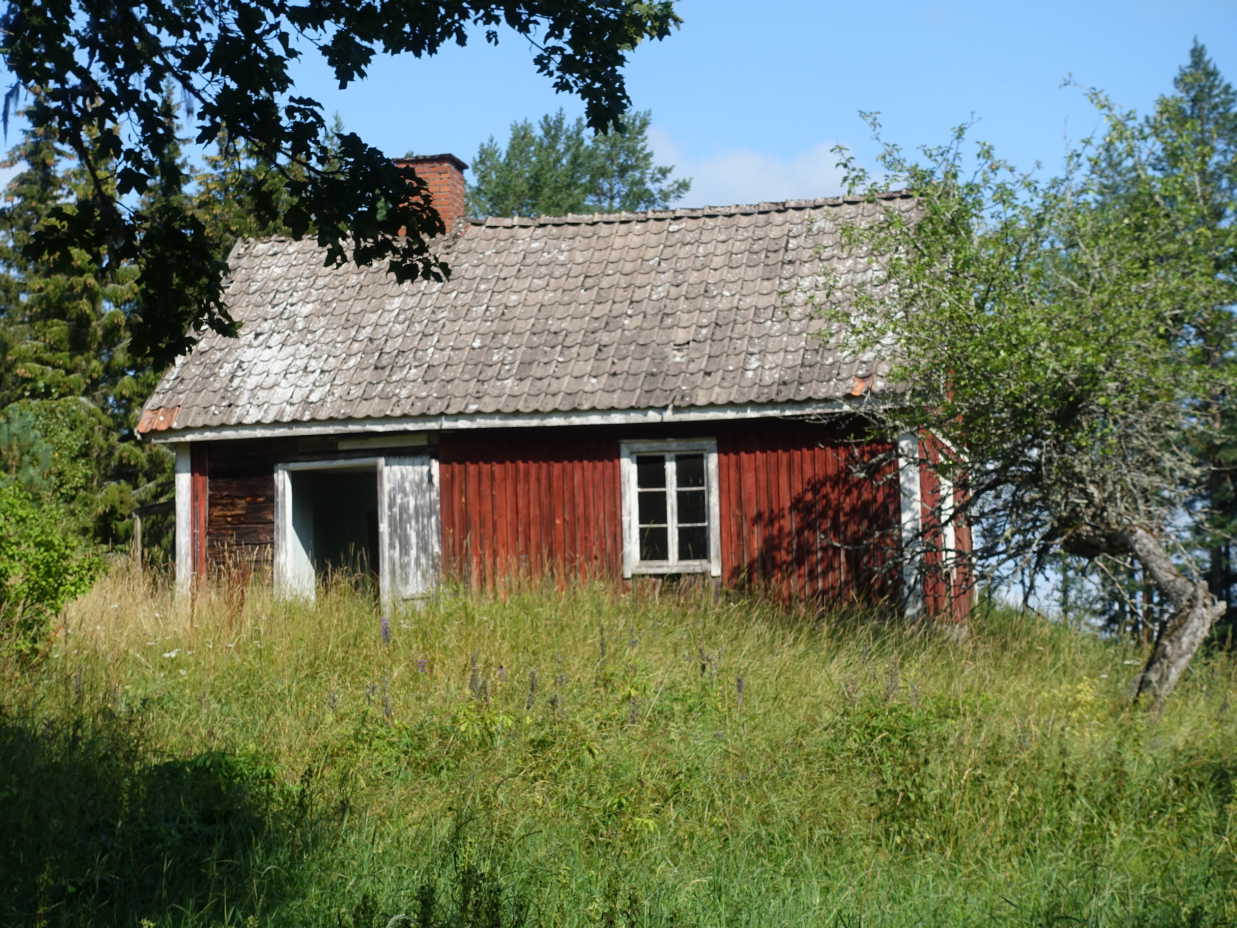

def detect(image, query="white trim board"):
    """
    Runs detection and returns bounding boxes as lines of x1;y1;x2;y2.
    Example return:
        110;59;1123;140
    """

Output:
146;398;887;444
896;431;924;620
174;443;192;596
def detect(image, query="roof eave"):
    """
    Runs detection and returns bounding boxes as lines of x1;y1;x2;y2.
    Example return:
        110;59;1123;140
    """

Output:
143;397;892;444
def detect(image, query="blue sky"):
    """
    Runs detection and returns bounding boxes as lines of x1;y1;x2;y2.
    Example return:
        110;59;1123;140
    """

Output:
282;0;1237;207
2;1;1234;207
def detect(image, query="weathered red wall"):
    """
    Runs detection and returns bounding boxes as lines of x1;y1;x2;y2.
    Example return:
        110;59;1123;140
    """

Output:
439;432;624;585
193;439;304;578
719;421;899;602
203;441;279;573
191;443;210;578
189;417;915;607
439;417;901;603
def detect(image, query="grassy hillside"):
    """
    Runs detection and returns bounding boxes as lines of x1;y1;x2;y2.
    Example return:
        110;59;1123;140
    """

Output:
1;569;1233;927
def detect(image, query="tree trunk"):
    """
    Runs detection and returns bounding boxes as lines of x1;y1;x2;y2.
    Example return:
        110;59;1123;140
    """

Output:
1124;526;1227;711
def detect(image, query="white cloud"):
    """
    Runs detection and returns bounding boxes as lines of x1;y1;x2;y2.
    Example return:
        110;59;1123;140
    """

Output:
650;127;849;208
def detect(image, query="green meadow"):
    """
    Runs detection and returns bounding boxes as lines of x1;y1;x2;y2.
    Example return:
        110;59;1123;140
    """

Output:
2;568;1233;927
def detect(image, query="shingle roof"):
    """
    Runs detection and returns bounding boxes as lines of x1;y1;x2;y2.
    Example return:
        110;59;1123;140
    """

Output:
139;193;908;435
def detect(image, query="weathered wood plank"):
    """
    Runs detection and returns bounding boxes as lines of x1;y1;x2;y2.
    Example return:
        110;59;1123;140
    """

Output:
382;455;440;605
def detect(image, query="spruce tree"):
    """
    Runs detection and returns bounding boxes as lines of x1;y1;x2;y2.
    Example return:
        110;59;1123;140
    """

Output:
0;102;171;546
194;129;296;254
1153;41;1237;642
468;109;691;218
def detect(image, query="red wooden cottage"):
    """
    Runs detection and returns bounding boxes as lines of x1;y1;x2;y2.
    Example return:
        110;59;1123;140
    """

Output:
138;155;968;617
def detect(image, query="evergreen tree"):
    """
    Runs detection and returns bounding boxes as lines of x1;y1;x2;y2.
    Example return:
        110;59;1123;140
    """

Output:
0;95;349;553
468;109;691;218
0;100;172;547
1153;41;1237;644
194;114;348;255
0;118;135;406
194;130;297;253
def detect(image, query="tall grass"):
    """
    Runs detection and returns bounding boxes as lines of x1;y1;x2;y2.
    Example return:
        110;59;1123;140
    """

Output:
1;564;1232;927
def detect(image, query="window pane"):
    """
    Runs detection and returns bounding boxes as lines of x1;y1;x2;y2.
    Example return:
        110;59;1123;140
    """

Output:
638;489;667;525
679;526;708;560
640;526;669;561
677;489;706;524
676;453;705;488
636;455;666;488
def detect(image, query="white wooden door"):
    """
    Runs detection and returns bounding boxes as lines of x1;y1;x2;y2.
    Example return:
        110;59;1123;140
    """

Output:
379;455;441;608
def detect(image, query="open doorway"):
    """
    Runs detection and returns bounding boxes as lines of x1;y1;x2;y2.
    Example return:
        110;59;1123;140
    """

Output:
289;467;380;588
276;458;381;600
274;454;440;607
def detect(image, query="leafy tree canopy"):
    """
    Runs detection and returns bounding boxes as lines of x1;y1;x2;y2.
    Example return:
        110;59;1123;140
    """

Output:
468;108;690;217
831;55;1236;708
0;1;680;364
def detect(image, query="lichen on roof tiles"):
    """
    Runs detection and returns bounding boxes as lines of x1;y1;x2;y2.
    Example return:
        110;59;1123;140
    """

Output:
140;193;911;433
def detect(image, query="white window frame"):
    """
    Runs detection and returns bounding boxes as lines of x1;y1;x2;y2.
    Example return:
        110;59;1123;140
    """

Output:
620;439;721;578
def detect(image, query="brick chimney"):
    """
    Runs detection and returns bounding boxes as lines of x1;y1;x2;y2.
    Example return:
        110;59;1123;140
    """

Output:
395;154;468;237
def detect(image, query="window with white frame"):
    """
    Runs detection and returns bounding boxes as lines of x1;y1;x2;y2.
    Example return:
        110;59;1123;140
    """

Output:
620;439;721;577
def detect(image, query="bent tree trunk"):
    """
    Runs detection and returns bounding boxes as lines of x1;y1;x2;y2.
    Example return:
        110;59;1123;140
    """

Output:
1125;526;1227;711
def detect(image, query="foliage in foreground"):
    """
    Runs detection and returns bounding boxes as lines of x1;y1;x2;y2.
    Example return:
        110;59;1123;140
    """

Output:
0;483;98;655
1;571;1232;927
0;0;680;363
0;110;175;547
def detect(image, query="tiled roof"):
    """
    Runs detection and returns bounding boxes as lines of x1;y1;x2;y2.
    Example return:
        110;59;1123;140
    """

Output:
140;194;908;434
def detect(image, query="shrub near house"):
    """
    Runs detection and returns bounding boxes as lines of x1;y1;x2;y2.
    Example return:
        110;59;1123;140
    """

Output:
0;484;98;653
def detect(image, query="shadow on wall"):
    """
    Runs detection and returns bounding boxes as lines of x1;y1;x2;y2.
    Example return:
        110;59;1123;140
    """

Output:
0;697;322;927
729;456;901;606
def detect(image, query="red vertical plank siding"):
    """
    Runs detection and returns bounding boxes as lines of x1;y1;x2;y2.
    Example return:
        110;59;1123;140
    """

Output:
512;456;528;574
759;443;777;580
439;431;622;589
466;456;483;583
191;443;209;580
180;418;962;613
571;457;587;576
820;444;836;596
439;419;908;605
786;445;803;597
497;459;509;579
550;457;566;580
485;460;500;585
777;443;794;594
716;421;899;605
605;454;621;567
741;442;761;578
721;441;737;570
